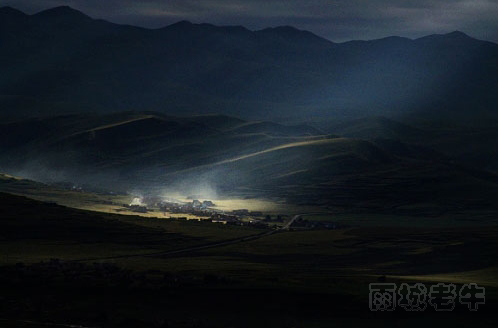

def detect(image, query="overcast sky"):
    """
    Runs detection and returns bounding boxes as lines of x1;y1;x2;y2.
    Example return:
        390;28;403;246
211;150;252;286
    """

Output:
2;0;497;42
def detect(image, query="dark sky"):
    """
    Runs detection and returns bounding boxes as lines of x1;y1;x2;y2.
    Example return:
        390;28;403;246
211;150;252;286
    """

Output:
2;0;498;42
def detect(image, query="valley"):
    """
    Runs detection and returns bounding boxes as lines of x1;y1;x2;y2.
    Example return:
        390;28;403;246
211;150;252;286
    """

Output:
1;112;497;327
1;4;497;327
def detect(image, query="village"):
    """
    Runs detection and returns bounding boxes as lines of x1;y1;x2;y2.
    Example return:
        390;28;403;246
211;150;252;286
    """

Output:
122;196;276;228
42;181;340;230
120;195;341;230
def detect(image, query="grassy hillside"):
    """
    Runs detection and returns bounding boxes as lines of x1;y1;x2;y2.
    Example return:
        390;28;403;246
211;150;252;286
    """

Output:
323;116;498;174
0;112;322;186
2;112;498;216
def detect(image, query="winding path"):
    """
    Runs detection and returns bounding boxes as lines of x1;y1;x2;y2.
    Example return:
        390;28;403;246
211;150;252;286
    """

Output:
76;215;302;262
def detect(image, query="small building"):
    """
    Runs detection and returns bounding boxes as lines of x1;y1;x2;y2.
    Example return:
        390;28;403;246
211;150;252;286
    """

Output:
202;200;215;207
233;209;249;216
129;205;147;213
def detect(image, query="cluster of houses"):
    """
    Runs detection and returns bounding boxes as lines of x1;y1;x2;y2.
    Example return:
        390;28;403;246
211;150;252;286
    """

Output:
164;199;215;213
122;197;267;226
123;197;342;230
161;200;269;226
121;196;339;230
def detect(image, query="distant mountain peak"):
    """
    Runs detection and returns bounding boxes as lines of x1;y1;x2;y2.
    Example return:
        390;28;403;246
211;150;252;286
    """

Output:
0;5;20;12
33;5;91;21
416;30;477;43
446;30;470;38
163;20;251;36
256;25;333;45
271;25;300;32
167;20;194;28
376;35;411;42
200;23;250;33
0;6;26;17
258;25;303;34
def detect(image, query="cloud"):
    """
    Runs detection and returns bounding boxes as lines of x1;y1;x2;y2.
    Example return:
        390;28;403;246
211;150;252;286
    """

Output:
2;0;498;42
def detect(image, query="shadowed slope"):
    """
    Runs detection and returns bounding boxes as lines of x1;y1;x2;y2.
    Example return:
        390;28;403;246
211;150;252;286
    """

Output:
1;6;497;121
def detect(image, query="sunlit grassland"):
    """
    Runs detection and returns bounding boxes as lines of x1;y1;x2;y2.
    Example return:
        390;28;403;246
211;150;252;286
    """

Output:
0;173;318;218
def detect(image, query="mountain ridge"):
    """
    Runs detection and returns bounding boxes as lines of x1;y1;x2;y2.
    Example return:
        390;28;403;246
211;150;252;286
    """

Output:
0;5;493;44
1;5;497;122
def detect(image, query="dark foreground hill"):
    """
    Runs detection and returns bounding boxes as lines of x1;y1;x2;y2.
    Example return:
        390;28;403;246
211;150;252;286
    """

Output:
1;192;498;327
1;6;498;122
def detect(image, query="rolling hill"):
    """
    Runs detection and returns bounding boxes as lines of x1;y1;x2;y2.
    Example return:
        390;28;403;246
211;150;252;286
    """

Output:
322;116;498;174
2;112;498;215
0;112;326;187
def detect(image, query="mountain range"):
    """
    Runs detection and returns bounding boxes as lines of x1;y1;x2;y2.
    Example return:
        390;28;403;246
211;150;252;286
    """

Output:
1;6;498;214
1;6;497;122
